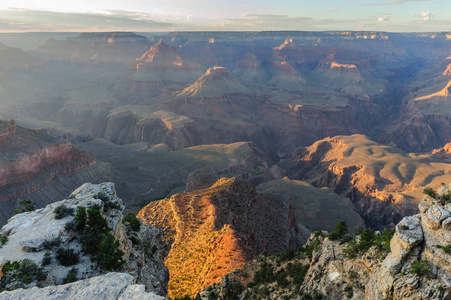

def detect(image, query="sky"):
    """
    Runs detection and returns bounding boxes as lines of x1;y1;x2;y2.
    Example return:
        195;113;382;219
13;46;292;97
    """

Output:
0;0;450;33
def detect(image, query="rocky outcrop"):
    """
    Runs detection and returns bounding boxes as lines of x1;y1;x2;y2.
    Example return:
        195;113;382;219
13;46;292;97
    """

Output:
0;273;164;300
301;187;451;300
257;177;365;242
201;185;451;299
286;134;451;229
138;177;300;299
0;183;168;297
184;168;219;192
172;66;253;98
95;106;198;150
33;32;151;65
0;124;109;226
117;40;203;99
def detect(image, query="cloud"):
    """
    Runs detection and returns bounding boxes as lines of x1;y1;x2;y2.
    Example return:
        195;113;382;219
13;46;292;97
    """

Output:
0;9;173;32
387;0;425;4
420;11;432;21
364;0;426;6
207;14;363;31
378;15;390;22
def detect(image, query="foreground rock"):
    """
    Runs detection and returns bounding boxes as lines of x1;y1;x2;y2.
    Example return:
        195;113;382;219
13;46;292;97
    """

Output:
139;177;301;299
0;183;168;297
0;273;164;300
200;184;451;299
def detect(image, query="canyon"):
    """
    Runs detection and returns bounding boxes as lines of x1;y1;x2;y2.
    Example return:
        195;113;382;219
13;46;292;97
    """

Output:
0;30;451;299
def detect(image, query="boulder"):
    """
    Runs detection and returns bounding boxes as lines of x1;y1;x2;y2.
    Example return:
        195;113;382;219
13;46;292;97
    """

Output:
0;273;164;300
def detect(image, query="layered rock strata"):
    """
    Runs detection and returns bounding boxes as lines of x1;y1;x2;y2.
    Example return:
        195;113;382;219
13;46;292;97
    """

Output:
0;183;168;297
138;177;300;298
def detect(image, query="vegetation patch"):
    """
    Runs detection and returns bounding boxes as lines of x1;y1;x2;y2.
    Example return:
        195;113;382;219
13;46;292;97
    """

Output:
343;226;394;259
56;247;80;266
72;206;125;271
410;259;431;276
436;244;451;254
93;192;120;210
0;235;8;248
0;259;46;291
42;235;62;250
13;200;36;215
123;212;141;232
53;205;75;219
62;267;78;284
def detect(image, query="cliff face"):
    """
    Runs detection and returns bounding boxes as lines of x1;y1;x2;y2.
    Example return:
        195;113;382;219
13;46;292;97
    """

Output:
286;134;451;229
200;185;451;300
33;32;151;65
0;122;110;226
0;182;168;297
138;177;300;299
302;185;451;300
0;273;164;300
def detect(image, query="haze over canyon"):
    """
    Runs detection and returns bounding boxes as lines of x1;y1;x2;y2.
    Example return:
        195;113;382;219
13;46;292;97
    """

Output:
1;30;451;299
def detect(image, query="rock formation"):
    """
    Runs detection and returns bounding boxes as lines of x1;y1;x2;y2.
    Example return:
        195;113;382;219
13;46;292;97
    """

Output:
0;121;109;226
138;177;300;299
0;273;164;300
286;134;451;229
33;32;151;65
257;177;365;242
200;184;451;300
0;182;168;297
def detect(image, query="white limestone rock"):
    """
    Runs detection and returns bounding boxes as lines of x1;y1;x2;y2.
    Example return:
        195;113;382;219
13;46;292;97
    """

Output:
395;215;423;246
0;182;168;297
0;273;164;300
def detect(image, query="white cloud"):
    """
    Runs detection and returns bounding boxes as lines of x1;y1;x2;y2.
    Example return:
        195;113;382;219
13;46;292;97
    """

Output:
388;0;425;4
420;11;432;21
378;15;390;22
0;9;173;32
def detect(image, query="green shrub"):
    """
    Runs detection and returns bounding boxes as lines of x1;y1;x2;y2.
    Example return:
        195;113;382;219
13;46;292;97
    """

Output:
344;227;394;259
54;205;74;219
43;235;62;250
287;262;309;283
13;200;36;215
410;260;430;276
123;213;141;232
86;209;111;234
278;247;295;261
423;187;437;199
400;225;409;230
344;285;353;298
41;252;52;266
436;244;451;254
130;236;141;246
353;281;365;290
358;228;376;252
56;248;79;266
0;235;8;246
77;207;125;272
440;190;451;203
328;221;348;241
94;192;120;210
2;259;48;285
74;206;87;231
93;233;125;271
93;192;109;202
276;271;289;287
62;267;78;284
